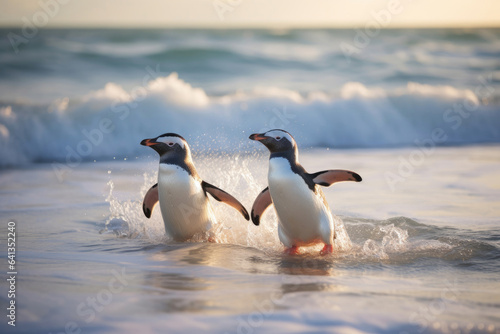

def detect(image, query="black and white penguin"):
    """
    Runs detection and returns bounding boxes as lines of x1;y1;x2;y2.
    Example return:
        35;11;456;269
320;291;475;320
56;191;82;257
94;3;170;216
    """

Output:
141;133;249;241
249;129;362;255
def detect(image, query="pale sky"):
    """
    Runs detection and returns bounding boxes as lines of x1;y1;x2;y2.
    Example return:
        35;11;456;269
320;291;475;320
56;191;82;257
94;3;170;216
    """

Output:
0;0;499;28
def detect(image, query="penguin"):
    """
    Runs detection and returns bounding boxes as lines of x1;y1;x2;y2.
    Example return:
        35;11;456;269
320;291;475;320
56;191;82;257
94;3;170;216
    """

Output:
141;133;249;242
249;129;362;255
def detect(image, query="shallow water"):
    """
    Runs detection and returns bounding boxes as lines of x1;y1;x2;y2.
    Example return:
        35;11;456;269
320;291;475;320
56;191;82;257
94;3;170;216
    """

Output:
1;146;499;334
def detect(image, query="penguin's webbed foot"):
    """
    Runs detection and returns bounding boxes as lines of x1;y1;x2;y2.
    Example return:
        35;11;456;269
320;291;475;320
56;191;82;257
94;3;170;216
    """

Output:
320;244;333;255
284;246;300;255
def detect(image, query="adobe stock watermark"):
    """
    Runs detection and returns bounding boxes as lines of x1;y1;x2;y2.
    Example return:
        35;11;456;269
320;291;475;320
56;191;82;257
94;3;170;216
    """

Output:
7;0;71;54
49;267;128;334
179;195;207;226
402;279;460;334
385;73;495;192
51;64;167;183
230;290;281;334
213;0;243;21
340;0;415;64
257;106;296;134
226;257;328;334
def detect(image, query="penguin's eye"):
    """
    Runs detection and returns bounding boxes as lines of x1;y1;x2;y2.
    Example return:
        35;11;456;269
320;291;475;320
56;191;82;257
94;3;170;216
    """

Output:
275;136;282;140
167;142;174;147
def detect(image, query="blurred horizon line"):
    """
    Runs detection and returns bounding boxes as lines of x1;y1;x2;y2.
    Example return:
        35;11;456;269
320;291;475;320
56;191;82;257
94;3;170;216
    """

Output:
1;23;500;30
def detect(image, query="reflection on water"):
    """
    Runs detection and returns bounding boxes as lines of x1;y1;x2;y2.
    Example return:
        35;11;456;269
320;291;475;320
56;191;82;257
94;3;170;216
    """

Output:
276;256;335;276
149;242;339;276
145;272;209;292
140;242;345;315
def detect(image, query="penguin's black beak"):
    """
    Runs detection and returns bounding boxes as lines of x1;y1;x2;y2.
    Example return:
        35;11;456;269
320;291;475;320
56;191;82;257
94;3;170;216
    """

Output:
141;138;159;147
249;133;269;141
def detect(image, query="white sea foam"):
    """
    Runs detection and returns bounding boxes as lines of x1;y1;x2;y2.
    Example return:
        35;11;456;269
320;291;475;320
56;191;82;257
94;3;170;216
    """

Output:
0;73;499;167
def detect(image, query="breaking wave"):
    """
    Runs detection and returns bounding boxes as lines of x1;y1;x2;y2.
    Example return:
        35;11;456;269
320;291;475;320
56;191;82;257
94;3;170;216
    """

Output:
0;72;499;167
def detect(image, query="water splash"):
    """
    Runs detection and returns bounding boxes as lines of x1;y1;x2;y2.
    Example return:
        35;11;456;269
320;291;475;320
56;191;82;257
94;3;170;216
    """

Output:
100;153;499;263
102;173;167;242
361;224;409;259
102;152;354;254
340;216;500;266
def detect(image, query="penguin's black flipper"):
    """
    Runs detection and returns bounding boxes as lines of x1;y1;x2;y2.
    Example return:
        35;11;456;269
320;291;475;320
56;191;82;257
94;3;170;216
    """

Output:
250;187;273;226
202;181;249;221
308;170;362;187
142;183;159;218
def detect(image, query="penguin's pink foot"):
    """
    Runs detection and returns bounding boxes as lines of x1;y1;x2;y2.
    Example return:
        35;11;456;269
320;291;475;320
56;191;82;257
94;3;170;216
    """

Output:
320;244;333;255
284;246;300;255
208;236;217;243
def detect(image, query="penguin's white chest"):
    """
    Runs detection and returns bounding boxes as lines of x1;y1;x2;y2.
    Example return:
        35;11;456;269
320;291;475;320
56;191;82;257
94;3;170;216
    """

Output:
157;164;215;241
268;158;333;247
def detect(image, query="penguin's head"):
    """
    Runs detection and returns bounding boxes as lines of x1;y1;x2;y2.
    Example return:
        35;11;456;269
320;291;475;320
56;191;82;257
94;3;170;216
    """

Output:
249;129;296;153
141;133;191;158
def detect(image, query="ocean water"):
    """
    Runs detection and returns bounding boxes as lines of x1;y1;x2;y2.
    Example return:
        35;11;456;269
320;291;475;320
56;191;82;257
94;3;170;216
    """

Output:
0;28;500;333
1;147;500;334
0;28;500;166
